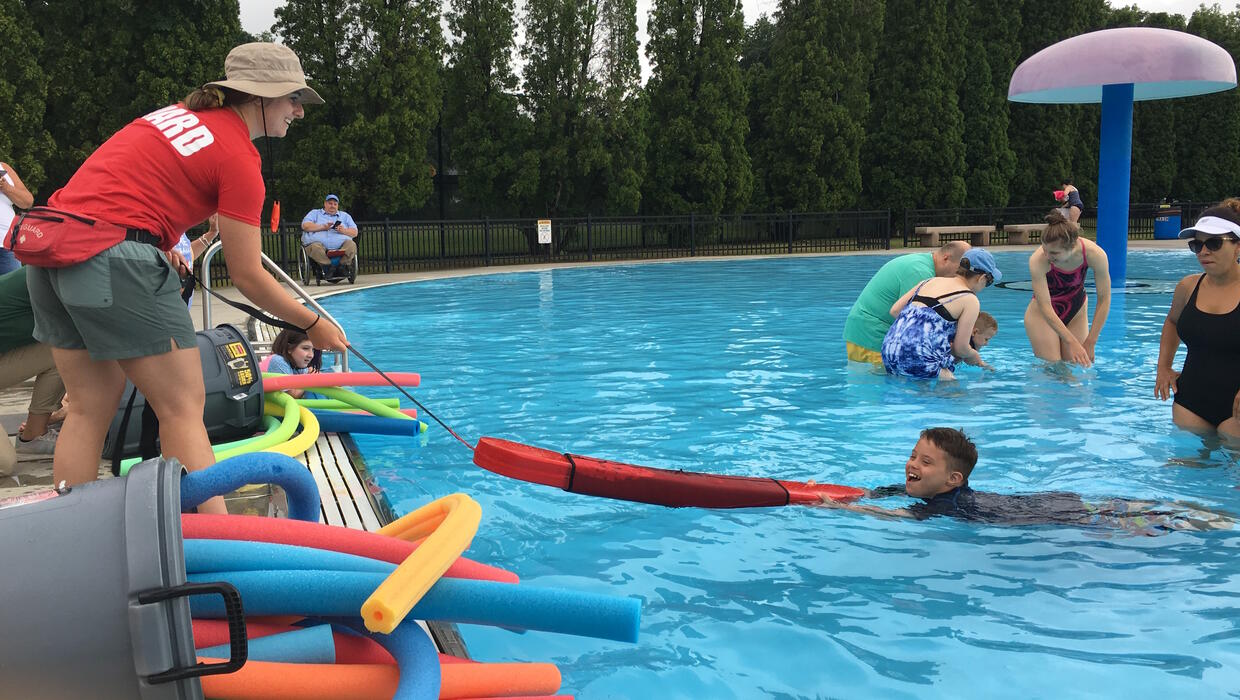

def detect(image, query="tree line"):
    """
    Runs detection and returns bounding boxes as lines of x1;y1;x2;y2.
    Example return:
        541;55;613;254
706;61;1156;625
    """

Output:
3;0;1240;222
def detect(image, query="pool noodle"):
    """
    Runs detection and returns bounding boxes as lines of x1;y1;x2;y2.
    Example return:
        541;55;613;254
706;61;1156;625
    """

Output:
310;385;419;422
308;409;427;436
187;570;642;643
194;618;404;665
197;659;562;700
262;371;421;391
186;539;398;574
297;398;401;410
180;452;321;522
181;513;517;583
197;625;335;664
260;401;321;457
362;493;482;634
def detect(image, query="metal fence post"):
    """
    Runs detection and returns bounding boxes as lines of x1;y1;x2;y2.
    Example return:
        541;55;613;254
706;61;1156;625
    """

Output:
439;220;447;260
786;212;793;254
885;210;892;249
586;214;593;262
484;217;491;266
690;213;696;256
383;218;392;273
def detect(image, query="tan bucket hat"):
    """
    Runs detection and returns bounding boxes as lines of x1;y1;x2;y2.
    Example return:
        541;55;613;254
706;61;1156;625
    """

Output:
203;42;324;104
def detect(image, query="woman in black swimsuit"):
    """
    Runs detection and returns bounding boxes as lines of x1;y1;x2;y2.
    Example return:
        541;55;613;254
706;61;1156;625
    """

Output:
1155;203;1240;441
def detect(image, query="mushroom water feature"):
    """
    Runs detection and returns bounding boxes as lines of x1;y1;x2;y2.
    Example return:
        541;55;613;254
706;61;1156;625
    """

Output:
1009;27;1236;285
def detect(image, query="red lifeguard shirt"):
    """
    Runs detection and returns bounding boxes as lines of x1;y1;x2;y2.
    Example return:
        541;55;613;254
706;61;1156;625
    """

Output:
49;104;265;250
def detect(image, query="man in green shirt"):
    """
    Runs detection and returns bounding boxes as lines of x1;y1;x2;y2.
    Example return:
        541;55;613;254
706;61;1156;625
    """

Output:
844;241;971;364
0;267;65;474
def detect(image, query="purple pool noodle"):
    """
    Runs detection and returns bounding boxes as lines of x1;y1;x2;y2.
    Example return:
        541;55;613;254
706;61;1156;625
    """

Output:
184;539;396;575
188;570;641;643
197;625;336;664
308;409;425;437
180;453;321;522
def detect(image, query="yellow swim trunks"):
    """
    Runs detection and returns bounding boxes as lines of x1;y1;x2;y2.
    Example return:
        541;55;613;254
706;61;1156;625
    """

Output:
846;341;883;365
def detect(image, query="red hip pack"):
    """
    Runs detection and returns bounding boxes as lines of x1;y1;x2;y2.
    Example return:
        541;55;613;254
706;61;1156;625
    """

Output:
3;207;136;268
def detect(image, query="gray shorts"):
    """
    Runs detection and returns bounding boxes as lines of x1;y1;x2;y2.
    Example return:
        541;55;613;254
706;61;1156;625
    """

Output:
26;240;196;360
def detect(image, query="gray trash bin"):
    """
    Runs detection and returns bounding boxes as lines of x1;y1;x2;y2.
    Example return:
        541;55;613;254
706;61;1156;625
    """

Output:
0;458;245;699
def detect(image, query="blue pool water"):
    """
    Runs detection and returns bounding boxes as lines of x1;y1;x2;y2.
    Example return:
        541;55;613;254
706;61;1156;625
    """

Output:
323;251;1240;698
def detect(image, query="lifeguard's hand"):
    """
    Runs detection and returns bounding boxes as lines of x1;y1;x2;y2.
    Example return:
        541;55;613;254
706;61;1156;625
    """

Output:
308;318;349;353
1155;366;1179;401
165;249;190;275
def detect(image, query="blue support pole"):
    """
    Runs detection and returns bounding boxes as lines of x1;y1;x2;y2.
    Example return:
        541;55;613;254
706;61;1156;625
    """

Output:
1097;83;1134;285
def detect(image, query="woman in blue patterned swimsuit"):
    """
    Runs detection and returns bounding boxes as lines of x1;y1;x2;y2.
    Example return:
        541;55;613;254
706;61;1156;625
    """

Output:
882;248;1002;380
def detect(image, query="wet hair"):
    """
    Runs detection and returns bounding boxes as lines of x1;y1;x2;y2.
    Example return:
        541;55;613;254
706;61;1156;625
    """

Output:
920;427;978;480
1042;208;1081;247
974;311;997;335
182;85;258;111
1061;178;1074;187
271;328;322;371
1218;197;1240;215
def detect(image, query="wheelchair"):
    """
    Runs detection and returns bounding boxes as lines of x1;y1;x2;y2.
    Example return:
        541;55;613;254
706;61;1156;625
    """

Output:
298;244;359;286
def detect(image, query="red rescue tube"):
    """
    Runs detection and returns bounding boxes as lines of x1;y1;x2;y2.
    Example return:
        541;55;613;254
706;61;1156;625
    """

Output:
474;437;865;508
261;371;421;391
182;513;518;584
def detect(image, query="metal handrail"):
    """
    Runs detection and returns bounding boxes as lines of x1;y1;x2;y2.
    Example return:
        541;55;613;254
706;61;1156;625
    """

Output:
199;241;350;371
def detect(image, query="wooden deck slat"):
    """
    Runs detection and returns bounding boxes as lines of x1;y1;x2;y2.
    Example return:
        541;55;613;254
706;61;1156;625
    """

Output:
303;439;346;527
326;434;383;531
315;434;365;531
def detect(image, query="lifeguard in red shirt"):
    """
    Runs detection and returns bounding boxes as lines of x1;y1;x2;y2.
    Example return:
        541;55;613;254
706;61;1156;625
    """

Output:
26;43;348;511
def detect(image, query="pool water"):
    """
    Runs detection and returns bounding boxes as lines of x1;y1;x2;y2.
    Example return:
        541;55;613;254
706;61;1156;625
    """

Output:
323;250;1240;698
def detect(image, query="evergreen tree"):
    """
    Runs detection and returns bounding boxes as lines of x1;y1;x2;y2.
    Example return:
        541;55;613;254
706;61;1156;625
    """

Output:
862;0;966;210
645;0;751;215
443;0;527;217
1174;6;1240;202
597;0;648;214
0;0;55;196
754;0;882;212
741;15;778;212
960;0;1019;206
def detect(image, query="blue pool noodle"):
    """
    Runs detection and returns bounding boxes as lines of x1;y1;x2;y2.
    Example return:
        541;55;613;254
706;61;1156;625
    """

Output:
184;539;396;575
188;570;641;643
197;625;335;664
333;617;440;700
308;409;427;436
180;452;321;522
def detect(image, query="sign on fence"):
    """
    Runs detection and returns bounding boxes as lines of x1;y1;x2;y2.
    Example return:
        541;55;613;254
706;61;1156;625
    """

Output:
537;219;552;245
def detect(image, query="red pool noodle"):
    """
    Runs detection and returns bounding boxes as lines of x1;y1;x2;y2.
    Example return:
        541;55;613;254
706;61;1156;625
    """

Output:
182;513;518;584
262;371;421;391
198;659;562;699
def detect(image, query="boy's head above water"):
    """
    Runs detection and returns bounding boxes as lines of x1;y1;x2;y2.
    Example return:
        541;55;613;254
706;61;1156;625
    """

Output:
906;427;977;498
971;311;998;349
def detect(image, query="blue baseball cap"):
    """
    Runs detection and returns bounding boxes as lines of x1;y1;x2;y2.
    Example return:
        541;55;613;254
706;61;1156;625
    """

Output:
325;194;339;202
961;248;1002;284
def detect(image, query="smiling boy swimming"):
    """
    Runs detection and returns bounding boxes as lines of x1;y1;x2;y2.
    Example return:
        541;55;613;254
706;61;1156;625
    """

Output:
816;427;1230;534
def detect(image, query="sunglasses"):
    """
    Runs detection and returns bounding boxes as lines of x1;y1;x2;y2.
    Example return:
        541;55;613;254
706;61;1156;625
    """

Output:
1187;237;1239;254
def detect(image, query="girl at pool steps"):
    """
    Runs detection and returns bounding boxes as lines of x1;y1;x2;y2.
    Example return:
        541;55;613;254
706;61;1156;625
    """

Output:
1025;209;1111;368
814;428;1231;534
266;328;324;400
881;248;1001;380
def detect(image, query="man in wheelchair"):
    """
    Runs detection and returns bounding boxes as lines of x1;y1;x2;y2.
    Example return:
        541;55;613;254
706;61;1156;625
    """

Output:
300;193;358;283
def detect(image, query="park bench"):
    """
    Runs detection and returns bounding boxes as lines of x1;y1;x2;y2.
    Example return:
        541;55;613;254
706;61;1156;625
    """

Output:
914;225;996;247
1000;223;1045;245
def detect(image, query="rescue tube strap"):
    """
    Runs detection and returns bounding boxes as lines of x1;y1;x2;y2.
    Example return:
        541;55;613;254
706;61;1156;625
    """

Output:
770;478;791;506
564;453;579;491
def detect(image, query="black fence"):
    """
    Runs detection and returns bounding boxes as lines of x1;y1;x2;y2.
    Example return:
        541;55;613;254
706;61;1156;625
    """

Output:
203;210;893;286
196;202;1211;287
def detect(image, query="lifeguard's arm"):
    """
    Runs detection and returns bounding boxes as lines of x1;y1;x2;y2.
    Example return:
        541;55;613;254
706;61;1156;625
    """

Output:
217;214;349;352
0;162;34;209
1155;275;1196;400
1082;241;1111;356
889;283;922;319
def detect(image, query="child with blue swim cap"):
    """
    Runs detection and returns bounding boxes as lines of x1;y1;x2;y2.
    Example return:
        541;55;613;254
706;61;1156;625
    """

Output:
880;248;1001;380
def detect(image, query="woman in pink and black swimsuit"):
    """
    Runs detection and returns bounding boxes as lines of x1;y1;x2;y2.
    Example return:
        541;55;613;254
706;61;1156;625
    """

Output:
1025;210;1111;367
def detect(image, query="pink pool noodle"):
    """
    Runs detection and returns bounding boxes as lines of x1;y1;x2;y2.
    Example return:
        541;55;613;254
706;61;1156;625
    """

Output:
262;371;421;391
182;513;518;584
